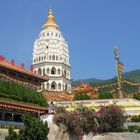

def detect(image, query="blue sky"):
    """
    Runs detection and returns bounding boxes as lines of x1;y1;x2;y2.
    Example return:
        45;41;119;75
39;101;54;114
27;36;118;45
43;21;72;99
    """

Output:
0;0;140;80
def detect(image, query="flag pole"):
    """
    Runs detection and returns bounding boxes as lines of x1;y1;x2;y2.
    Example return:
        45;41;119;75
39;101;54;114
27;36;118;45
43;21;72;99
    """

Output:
114;46;123;98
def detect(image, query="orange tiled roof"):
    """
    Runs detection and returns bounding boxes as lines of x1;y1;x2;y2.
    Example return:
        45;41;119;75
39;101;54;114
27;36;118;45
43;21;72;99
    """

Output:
44;91;73;101
0;57;48;81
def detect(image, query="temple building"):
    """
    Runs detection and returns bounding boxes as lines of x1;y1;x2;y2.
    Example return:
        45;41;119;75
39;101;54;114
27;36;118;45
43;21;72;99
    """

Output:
32;8;71;92
0;56;48;126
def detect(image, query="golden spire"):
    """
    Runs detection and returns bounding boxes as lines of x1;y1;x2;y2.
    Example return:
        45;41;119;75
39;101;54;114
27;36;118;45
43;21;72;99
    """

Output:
43;8;59;29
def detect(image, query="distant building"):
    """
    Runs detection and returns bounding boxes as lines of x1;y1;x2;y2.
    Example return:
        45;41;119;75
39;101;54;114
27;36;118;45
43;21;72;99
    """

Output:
32;8;71;92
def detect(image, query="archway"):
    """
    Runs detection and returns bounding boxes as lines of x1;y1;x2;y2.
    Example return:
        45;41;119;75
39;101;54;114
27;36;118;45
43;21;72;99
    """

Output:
58;83;61;90
38;68;42;75
51;67;56;75
51;81;57;90
47;68;50;74
47;83;50;90
58;69;61;75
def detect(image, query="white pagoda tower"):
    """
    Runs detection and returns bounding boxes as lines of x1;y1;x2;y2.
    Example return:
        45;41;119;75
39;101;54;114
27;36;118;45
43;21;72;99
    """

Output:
32;8;71;92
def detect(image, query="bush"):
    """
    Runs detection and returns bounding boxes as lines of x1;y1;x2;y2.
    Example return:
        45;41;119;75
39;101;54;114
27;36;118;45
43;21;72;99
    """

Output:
5;127;18;140
74;93;91;100
5;113;49;140
0;80;48;106
54;104;126;135
98;92;113;99
131;115;140;122
128;125;140;133
97;104;126;132
133;94;140;100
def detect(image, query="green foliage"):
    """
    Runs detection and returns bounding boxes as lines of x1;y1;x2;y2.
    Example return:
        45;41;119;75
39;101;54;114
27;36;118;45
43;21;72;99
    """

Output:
5;114;49;140
0;80;48;106
98;92;113;99
128;125;140;133
74;93;91;100
5;127;18;140
133;94;140;100
131;115;140;122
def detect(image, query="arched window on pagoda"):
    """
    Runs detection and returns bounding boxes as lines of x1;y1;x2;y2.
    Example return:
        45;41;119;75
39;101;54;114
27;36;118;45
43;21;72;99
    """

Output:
51;67;56;75
47;83;50;90
43;68;45;75
64;70;66;77
51;81;57;90
52;55;55;60
56;56;58;61
47;68;50;74
49;55;51;60
44;56;46;60
58;68;61;75
58;83;61;90
65;84;68;90
38;68;42;75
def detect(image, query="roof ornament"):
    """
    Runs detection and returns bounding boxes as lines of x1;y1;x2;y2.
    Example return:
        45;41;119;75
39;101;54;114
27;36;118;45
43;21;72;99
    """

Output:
42;3;59;30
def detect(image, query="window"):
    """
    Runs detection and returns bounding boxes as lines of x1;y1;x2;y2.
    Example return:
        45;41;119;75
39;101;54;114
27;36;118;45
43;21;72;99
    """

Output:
58;69;60;75
56;56;58;60
47;83;49;90
51;81;57;90
64;70;66;77
49;55;51;60
43;68;45;75
58;83;61;90
65;84;68;90
38;68;42;75
47;68;50;74
52;55;55;60
51;67;56;75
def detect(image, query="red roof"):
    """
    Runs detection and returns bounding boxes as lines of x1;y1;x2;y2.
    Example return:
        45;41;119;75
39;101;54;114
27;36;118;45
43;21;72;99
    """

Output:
0;56;49;81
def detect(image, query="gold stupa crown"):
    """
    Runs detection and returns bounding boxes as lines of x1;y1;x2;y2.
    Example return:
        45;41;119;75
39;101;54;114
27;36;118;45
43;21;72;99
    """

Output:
43;8;59;29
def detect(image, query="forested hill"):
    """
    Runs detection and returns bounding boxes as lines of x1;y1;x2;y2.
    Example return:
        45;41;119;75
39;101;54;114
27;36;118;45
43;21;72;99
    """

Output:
72;69;140;87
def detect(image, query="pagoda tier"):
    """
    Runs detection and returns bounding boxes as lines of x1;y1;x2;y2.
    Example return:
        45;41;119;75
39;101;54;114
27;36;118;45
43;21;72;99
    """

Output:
0;56;49;89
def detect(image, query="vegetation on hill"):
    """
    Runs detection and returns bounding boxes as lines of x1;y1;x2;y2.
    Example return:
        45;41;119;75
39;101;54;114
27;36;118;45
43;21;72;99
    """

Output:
72;69;140;100
73;69;140;87
74;92;91;100
0;80;48;106
98;92;113;99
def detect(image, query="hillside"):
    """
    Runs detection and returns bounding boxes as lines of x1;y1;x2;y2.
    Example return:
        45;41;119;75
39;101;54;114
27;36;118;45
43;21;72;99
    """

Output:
73;69;140;87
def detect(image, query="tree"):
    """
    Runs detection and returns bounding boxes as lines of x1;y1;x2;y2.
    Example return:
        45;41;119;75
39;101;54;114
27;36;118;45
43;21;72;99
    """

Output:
74;93;91;100
5;114;49;140
98;92;113;99
5;127;18;140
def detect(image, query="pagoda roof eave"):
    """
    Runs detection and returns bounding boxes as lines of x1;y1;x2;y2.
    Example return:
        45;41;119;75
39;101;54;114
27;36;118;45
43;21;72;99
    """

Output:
0;59;49;82
0;99;47;113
